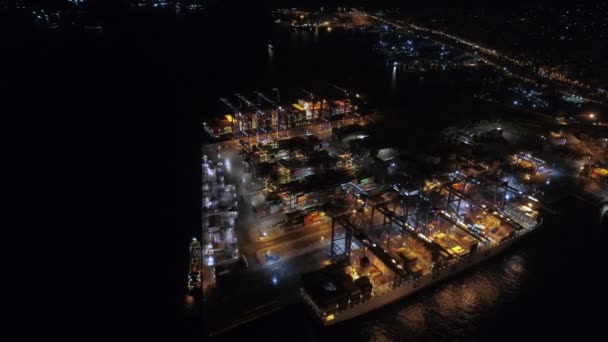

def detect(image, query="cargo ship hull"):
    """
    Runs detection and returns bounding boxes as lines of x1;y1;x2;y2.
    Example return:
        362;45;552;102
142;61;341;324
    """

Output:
188;239;202;292
301;230;531;326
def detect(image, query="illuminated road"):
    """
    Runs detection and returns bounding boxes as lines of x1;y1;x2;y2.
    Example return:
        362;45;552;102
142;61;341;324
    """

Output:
255;222;331;267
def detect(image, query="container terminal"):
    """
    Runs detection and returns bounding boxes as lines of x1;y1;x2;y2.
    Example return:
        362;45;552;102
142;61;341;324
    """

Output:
193;79;608;334
192;10;608;328
191;81;557;332
300;167;540;325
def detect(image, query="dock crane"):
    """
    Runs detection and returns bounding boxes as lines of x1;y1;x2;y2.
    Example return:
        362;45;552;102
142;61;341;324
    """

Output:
254;91;277;107
301;89;327;121
254;90;282;133
219;97;243;138
328;83;353;115
235;94;267;139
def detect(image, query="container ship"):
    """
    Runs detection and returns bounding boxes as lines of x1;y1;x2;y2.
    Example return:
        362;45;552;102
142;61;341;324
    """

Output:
300;176;542;326
188;238;202;293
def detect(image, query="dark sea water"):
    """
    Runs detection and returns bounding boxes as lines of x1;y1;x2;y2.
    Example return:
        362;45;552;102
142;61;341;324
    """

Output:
9;3;607;341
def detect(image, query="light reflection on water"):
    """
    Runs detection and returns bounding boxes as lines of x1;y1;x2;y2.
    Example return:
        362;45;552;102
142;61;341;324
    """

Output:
394;302;427;339
502;254;526;286
184;294;195;311
362;251;528;341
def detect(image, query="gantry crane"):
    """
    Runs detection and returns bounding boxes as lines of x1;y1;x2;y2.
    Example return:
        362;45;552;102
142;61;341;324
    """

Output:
328;83;352;115
301;89;327;121
219;97;243;138
254;90;282;133
235;94;267;138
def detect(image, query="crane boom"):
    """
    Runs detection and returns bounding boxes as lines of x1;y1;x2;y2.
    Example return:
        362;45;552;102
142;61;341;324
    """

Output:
235;94;265;117
301;89;315;98
328;83;349;94
255;90;283;134
234;94;255;107
219;97;244;138
219;98;242;116
254;91;277;106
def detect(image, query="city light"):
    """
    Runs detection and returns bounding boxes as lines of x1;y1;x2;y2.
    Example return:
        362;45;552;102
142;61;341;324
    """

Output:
225;158;232;173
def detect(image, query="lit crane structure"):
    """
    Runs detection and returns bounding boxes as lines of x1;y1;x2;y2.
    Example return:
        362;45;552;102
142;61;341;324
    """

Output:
301;88;315;98
328;83;350;95
219;97;243;139
328;83;352;115
439;170;543;230
235;93;267;137
328;171;539;276
371;192;453;273
300;89;316;121
254;90;277;107
329;185;413;283
328;182;452;288
254;90;282;134
326;174;535;290
301;89;327;121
